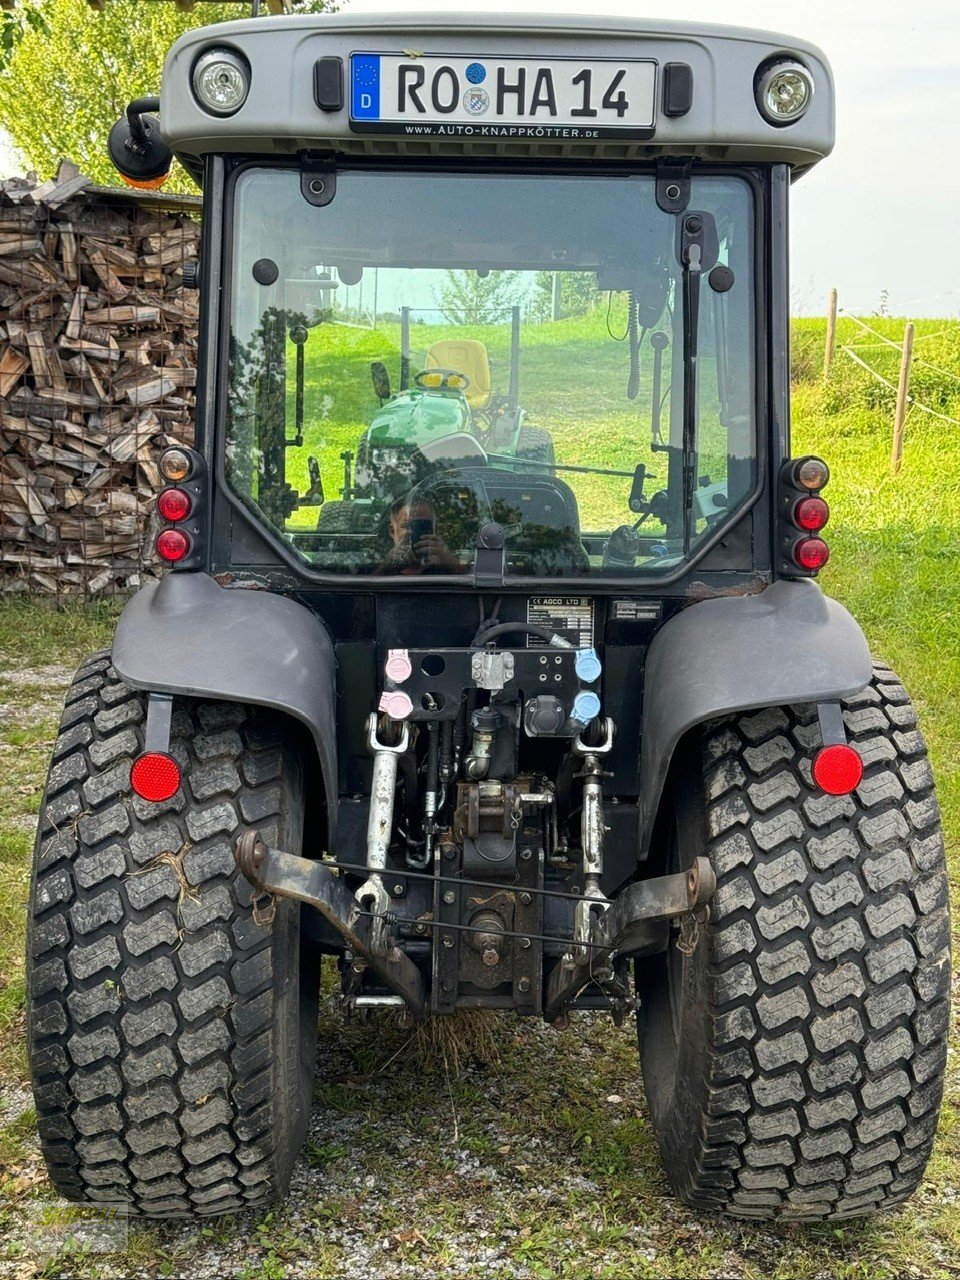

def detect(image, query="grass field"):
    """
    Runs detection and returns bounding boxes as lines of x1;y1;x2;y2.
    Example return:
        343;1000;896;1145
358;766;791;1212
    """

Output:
0;313;958;1279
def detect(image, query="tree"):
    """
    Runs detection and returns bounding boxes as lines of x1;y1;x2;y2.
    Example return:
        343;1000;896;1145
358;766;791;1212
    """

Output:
435;270;525;325
533;270;598;321
0;0;336;188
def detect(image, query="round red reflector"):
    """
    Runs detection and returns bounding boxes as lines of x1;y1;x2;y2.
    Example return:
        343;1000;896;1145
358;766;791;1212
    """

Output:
130;752;181;802
794;496;830;532
794;537;830;571
157;487;191;522
156;528;190;562
813;744;863;795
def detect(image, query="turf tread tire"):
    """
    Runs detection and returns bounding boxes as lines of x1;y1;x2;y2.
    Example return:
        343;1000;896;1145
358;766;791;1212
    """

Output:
515;424;556;472
27;653;317;1217
316;500;372;534
638;662;950;1220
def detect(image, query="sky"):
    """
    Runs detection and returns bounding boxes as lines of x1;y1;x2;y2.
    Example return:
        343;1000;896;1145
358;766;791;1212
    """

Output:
1;0;956;316
342;0;960;318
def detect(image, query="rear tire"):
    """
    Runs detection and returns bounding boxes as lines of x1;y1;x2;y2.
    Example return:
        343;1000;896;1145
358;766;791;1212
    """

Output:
316;500;369;533
27;653;318;1217
637;663;950;1220
516;424;556;474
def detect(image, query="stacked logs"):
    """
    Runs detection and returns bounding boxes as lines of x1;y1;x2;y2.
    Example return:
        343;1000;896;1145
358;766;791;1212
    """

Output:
0;161;201;594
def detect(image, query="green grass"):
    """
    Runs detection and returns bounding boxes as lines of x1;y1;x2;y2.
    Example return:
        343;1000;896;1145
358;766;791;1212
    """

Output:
0;315;958;1278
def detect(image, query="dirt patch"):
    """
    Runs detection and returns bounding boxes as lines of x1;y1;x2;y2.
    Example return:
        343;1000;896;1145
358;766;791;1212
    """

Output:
0;663;73;731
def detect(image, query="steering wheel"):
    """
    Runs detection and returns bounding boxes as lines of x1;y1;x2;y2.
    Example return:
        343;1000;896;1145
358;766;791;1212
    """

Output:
414;367;471;391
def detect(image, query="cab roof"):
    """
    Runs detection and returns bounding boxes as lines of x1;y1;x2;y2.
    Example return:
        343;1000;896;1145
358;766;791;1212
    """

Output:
161;10;834;174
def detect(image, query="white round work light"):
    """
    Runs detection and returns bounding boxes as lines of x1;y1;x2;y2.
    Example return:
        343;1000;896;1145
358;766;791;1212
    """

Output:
756;59;814;125
192;48;250;116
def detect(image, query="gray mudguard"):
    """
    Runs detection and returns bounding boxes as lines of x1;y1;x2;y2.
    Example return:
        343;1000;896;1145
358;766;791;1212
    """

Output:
112;572;338;834
638;580;872;855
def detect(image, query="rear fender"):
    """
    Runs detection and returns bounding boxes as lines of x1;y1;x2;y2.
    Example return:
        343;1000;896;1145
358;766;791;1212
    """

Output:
638;580;872;856
112;572;338;837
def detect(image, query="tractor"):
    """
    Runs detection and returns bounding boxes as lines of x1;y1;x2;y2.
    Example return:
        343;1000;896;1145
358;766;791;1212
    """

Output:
26;11;949;1224
317;306;557;534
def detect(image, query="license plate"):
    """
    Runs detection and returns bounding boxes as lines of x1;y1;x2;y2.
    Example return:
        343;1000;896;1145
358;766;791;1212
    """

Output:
349;54;656;140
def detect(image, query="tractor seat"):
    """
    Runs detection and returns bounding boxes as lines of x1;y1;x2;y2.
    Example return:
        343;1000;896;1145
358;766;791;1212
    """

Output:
424;339;492;412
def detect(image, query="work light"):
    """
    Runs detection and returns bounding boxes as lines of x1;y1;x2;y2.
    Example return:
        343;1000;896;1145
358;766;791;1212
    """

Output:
192;48;250;116
756;59;813;125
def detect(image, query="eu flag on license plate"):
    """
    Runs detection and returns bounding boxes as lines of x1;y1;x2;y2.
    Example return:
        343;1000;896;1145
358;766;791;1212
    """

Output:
352;55;381;119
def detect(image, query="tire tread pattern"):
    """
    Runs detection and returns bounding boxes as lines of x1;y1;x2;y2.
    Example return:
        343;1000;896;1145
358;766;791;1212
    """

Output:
27;654;306;1217
684;663;950;1219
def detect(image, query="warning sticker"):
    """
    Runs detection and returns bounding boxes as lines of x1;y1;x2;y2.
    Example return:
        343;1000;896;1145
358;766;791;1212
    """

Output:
527;597;594;649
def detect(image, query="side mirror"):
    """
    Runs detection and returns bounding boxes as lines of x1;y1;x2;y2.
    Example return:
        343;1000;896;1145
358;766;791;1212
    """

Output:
108;97;172;190
370;361;391;404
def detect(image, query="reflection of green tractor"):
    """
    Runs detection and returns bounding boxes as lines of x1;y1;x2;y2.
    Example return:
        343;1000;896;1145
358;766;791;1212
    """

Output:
319;308;554;531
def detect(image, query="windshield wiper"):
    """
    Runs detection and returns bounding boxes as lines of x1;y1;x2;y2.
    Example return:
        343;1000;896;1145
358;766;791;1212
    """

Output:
676;211;718;551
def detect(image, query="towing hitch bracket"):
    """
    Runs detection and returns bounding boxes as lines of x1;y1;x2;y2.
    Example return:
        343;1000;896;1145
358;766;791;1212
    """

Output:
543;856;716;1023
236;832;428;1021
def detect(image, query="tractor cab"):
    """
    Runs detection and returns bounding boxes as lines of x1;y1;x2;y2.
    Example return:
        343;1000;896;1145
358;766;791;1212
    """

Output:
109;12;839;593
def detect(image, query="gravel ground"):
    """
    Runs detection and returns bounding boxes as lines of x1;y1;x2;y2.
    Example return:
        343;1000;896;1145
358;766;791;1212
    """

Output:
4;1004;954;1280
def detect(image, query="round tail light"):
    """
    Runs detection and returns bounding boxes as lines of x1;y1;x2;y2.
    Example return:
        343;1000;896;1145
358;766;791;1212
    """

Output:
157;487;192;522
792;456;830;491
793;496;829;532
131;752;181;802
159;448;193;483
794;537;830;571
156;528;190;563
813;744;863;795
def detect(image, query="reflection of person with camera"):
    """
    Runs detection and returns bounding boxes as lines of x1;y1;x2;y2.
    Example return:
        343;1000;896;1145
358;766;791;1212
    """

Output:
380;494;462;574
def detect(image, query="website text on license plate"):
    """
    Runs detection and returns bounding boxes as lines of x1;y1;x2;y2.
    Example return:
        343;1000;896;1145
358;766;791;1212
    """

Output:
350;54;657;140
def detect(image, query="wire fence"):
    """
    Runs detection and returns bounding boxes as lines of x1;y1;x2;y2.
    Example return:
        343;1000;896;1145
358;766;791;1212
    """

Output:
0;163;201;596
822;289;960;471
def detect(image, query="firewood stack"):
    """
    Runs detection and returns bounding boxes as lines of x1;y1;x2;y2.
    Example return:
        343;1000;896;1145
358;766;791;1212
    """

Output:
0;161;201;595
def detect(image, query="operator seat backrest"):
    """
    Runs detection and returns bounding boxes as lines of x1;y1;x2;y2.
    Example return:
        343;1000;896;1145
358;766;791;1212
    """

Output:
425;339;492;412
487;474;591;575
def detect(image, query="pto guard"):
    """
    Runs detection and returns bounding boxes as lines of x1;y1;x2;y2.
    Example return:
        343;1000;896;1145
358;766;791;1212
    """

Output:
637;580;872;855
112;571;339;834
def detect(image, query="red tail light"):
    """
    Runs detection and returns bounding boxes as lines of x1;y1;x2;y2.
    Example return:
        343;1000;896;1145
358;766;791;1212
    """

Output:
157;487;191;522
152;446;204;572
813;743;863;795
780;457;831;576
793;496;829;532
794;537;830;571
131;752;181;802
156;528;190;562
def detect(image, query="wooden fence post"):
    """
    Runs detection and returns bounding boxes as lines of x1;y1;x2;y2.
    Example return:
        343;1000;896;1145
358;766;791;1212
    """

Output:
890;321;915;473
823;287;838;377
